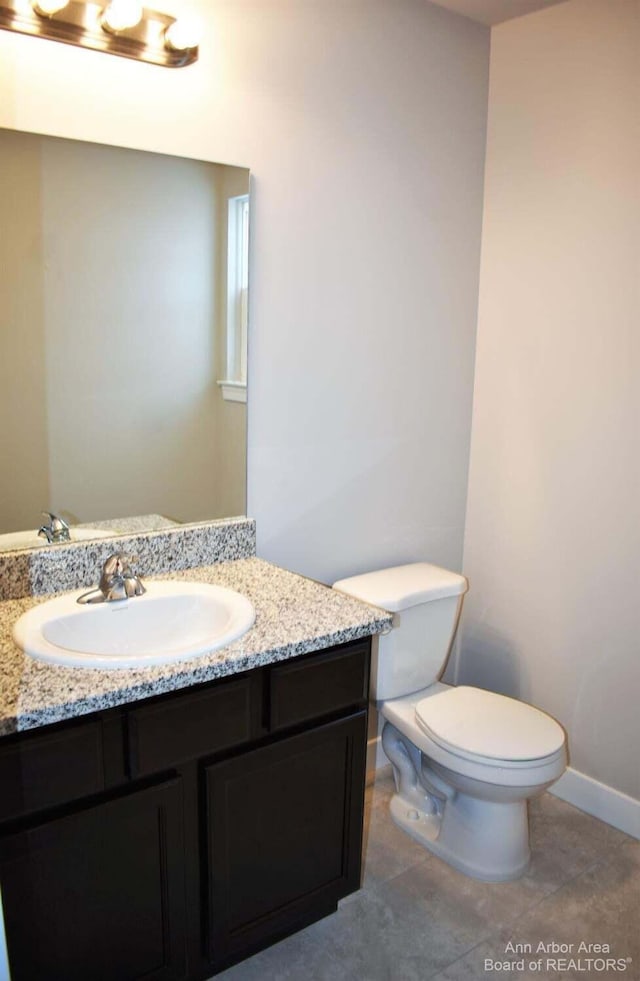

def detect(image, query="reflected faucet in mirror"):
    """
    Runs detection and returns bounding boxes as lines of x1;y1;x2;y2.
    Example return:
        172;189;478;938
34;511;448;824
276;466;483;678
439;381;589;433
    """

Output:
37;512;71;545
77;553;146;605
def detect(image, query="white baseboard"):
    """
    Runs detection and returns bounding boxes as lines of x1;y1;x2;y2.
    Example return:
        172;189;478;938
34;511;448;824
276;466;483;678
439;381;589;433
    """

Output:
368;737;640;840
550;767;640;840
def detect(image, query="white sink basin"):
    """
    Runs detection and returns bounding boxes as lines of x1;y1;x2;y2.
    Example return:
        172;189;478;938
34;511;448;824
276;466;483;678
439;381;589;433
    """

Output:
13;581;256;670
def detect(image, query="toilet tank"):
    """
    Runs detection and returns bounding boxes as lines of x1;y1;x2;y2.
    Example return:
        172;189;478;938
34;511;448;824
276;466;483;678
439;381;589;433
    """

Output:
333;563;468;700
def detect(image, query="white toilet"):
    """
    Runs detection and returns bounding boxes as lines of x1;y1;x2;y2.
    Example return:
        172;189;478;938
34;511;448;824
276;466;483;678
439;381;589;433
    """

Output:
333;563;567;882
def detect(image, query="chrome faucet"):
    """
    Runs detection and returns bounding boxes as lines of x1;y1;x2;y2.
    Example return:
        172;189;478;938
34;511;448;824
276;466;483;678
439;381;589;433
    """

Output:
38;512;71;544
77;553;146;605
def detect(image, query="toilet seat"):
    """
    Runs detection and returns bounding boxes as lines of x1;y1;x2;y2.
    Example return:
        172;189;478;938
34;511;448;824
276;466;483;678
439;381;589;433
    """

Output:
415;686;565;767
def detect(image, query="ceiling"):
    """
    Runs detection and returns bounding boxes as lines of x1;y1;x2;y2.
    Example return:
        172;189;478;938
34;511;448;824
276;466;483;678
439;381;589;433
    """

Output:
428;0;569;26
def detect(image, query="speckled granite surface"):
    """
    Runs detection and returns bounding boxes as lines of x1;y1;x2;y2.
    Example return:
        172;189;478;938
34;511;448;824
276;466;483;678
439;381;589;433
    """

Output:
77;513;180;534
0;557;392;736
0;517;255;601
0;514;180;555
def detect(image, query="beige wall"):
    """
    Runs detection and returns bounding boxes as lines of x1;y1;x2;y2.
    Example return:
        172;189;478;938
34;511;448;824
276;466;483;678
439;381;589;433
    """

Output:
43;138;221;523
0;131;248;529
458;0;640;801
0;0;490;582
0;134;50;531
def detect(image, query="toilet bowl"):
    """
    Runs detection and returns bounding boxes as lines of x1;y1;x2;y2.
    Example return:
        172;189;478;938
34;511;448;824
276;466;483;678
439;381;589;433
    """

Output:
333;563;567;882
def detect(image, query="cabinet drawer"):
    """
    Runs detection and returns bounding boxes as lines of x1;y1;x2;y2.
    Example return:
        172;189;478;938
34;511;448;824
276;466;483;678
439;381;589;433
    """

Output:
0;719;105;823
269;640;370;732
128;675;256;778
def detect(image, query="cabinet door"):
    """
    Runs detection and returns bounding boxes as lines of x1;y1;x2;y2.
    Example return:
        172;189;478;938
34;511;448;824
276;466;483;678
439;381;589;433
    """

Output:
205;711;367;970
0;777;186;981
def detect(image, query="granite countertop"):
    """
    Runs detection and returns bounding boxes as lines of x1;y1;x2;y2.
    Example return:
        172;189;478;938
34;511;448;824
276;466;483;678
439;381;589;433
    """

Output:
76;513;180;534
0;557;392;736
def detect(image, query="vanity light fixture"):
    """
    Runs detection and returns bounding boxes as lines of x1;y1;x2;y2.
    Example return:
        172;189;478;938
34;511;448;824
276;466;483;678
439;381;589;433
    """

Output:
163;13;198;51
0;0;199;67
32;0;69;15
101;0;143;32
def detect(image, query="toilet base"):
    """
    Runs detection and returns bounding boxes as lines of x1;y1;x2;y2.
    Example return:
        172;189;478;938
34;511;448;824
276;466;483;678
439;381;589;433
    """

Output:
388;790;531;882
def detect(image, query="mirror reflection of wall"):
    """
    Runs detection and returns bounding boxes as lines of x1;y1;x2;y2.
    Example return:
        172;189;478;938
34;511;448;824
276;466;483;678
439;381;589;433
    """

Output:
0;129;250;544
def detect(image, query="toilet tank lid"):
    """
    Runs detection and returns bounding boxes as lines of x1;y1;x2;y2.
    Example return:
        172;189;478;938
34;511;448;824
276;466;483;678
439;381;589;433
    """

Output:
333;562;468;612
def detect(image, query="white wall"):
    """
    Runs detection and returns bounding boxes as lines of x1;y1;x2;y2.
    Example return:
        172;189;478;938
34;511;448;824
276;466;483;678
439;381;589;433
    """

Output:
0;0;490;583
458;0;640;806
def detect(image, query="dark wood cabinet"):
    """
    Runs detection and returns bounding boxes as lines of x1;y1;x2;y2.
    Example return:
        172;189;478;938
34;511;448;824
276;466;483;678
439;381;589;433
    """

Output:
0;637;371;980
0;777;186;981
205;712;366;969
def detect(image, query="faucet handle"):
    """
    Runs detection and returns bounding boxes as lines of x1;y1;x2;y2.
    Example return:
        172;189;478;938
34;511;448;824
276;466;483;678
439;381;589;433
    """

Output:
101;551;134;581
100;552;146;600
100;552;130;585
41;511;70;529
102;552;125;576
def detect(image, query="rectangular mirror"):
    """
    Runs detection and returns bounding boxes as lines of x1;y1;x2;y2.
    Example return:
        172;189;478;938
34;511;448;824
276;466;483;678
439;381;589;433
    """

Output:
0;128;249;551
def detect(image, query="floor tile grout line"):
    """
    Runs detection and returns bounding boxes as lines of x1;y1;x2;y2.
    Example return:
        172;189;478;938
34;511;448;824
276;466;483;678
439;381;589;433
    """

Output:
420;883;574;981
419;870;584;981
359;852;437;899
412;847;624;981
423;923;501;981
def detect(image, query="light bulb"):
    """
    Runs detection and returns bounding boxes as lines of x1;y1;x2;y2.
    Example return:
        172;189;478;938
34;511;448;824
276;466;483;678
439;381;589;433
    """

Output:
164;17;200;51
101;0;143;32
32;0;69;14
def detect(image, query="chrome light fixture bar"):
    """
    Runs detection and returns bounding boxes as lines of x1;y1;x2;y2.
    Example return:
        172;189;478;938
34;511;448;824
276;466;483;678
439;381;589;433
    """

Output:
0;0;199;67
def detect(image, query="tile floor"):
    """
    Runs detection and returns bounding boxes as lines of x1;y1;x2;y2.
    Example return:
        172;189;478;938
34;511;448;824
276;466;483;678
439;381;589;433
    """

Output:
217;769;640;981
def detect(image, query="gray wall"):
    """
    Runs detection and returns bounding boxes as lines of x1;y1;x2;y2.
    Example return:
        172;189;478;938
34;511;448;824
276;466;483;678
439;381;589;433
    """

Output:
458;0;640;804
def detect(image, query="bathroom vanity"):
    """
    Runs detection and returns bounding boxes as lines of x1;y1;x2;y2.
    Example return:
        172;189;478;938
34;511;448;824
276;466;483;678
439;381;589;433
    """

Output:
0;636;370;979
0;528;391;980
